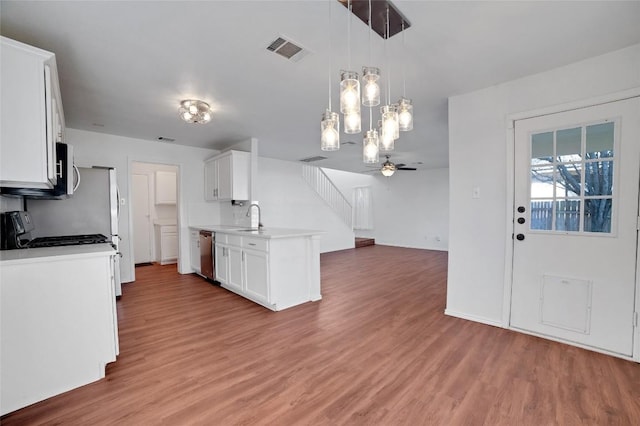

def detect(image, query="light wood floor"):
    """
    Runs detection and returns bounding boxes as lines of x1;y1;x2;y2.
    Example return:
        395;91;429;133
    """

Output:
3;246;640;425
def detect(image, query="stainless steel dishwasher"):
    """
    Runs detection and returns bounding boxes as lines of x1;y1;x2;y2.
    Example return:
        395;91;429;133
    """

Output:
199;230;215;281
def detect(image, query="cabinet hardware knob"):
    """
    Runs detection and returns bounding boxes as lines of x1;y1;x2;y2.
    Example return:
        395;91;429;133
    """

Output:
516;234;525;241
517;217;525;224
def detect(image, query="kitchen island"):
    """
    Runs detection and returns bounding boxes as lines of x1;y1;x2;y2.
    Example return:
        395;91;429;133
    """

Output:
190;226;323;311
0;244;119;415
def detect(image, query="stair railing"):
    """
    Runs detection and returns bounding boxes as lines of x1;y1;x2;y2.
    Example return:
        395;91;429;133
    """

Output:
302;165;352;229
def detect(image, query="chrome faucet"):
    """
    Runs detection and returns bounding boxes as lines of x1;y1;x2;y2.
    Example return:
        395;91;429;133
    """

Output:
246;203;263;230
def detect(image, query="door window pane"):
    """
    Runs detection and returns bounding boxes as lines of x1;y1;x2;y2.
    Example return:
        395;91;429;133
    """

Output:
555;164;581;197
530;166;555;198
586;122;614;159
584;161;613;196
584;198;612;233
557;127;581;162
531;131;553;163
527;119;615;234
555;200;580;232
530;200;553;230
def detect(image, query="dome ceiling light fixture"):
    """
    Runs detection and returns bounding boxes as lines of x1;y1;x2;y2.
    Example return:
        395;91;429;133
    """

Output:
179;99;212;124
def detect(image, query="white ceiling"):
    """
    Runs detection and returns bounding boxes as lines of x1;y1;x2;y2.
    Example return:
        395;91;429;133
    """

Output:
2;1;639;173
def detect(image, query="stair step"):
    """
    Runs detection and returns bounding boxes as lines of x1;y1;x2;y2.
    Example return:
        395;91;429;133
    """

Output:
355;238;375;248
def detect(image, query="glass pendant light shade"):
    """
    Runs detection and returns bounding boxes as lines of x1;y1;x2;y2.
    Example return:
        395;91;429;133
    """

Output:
361;67;380;107
321;110;340;151
363;129;379;164
340;71;360;114
344;110;361;134
381;104;399;141
378;120;395;152
397;97;413;131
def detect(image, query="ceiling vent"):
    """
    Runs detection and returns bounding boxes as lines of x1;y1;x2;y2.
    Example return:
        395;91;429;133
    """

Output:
299;155;327;163
267;36;309;62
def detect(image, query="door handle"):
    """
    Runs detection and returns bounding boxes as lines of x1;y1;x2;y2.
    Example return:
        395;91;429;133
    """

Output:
516;234;525;241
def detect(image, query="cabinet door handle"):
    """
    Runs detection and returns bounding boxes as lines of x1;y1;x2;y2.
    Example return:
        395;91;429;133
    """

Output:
248;243;256;246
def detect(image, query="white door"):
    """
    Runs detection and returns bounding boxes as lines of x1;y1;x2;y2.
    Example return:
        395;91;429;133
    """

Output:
511;97;640;357
132;173;152;264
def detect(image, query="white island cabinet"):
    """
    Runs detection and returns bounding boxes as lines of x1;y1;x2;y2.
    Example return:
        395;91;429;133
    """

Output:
0;244;119;416
194;227;322;311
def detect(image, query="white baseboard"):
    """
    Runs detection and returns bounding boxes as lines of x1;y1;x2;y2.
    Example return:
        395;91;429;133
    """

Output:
444;309;504;328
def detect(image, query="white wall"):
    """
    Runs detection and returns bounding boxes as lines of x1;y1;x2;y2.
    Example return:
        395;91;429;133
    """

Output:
252;157;354;253
447;44;640;325
324;167;450;251
66;128;219;283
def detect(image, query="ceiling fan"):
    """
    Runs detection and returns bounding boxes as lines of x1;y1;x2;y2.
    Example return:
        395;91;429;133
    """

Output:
363;155;416;177
362;155;417;176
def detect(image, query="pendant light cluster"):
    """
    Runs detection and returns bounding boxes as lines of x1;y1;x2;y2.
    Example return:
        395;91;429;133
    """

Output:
321;0;413;168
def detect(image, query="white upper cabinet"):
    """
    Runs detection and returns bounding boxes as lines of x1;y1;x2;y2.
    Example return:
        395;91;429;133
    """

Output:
203;150;250;201
155;171;177;204
0;37;64;189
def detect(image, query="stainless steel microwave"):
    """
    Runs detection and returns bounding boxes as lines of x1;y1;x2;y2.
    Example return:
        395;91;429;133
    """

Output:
0;143;77;199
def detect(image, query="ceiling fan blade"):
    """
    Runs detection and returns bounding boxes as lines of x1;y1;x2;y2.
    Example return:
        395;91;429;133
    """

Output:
397;167;417;171
394;163;406;168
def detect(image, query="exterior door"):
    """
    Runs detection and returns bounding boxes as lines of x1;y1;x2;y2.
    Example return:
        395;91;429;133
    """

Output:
511;97;640;357
132;173;152;264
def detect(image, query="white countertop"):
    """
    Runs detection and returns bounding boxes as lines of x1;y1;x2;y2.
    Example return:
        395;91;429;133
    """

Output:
154;219;177;226
0;243;116;265
189;225;323;239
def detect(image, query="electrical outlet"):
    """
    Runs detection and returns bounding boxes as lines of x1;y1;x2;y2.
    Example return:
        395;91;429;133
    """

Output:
472;186;480;199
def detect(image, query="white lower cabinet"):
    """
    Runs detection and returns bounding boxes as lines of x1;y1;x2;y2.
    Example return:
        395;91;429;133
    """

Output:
243;248;269;305
215;244;229;283
0;247;118;415
190;230;200;273
226;245;244;293
155;225;177;265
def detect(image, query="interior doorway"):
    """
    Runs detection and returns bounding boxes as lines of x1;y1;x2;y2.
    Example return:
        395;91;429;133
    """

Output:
510;97;640;358
131;162;179;269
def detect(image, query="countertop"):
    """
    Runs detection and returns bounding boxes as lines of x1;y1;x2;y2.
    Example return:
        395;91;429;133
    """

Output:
154;219;177;226
0;243;116;265
189;225;323;239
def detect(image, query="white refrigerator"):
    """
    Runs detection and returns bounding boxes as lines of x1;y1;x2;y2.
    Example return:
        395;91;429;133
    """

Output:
27;167;122;296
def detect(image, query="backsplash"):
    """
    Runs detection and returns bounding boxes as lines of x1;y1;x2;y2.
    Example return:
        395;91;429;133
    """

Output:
220;201;251;227
0;195;23;213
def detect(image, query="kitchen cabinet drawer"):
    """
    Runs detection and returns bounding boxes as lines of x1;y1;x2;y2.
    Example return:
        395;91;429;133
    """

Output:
242;236;268;252
227;234;242;247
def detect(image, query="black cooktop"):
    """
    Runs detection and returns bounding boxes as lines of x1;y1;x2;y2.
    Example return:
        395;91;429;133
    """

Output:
28;234;108;248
